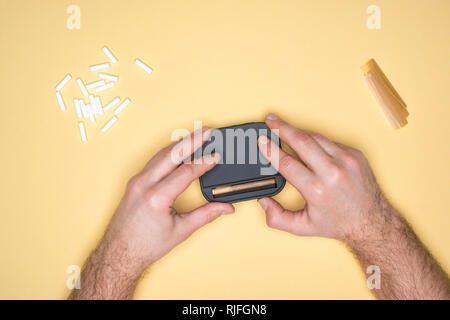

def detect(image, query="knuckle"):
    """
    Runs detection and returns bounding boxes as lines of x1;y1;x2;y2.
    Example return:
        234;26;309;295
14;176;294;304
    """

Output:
310;180;326;198
279;154;295;172
127;175;145;193
328;164;345;183
204;210;213;224
266;213;278;228
353;149;366;160
310;132;325;142
293;131;313;146
144;188;164;208
178;164;195;178
340;152;360;169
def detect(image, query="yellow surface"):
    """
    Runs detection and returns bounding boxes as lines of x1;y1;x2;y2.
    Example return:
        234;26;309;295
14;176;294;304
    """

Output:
0;0;449;299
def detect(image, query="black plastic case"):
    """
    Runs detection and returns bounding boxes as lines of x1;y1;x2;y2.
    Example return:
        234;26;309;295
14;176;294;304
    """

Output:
199;122;286;203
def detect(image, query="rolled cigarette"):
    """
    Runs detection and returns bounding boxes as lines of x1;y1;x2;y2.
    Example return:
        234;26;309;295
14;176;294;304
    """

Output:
212;178;276;196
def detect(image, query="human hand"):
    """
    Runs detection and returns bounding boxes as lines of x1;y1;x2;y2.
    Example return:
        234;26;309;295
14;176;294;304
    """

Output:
257;114;394;244
97;127;234;274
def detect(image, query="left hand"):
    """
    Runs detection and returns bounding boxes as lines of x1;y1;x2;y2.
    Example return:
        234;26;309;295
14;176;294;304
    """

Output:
97;127;235;274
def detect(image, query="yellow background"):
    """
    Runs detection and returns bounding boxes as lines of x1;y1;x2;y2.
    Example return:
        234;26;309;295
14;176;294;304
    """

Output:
0;0;449;299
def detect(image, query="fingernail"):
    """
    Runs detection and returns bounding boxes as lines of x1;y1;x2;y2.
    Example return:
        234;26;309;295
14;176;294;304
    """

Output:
259;135;268;145
266;114;278;120
258;198;268;210
222;206;235;215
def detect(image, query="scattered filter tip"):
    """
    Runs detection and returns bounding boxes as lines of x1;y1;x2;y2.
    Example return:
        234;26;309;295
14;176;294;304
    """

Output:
54;46;153;142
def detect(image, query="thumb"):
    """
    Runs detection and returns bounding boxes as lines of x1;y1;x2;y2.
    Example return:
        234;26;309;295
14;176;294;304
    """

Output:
176;202;235;238
258;197;313;236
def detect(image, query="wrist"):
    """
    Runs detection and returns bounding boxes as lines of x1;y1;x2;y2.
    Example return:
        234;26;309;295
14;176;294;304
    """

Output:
343;199;405;250
93;238;149;279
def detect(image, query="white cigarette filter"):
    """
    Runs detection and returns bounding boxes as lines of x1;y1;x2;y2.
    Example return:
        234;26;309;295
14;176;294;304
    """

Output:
103;97;120;112
89;63;110;71
95;96;104;115
361;59;408;129
98;73;118;82
79;100;89;119
78;122;87;142
56;74;72;91
87;94;102;115
87;103;95;123
102;46;118;64
73;99;82;119
95;81;115;93
114;98;131;115
86;80;105;90
56;92;66;111
76;78;89;97
101;116;118;133
135;59;153;75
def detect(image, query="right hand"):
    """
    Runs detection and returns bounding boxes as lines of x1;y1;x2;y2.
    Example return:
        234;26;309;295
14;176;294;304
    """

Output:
257;114;394;244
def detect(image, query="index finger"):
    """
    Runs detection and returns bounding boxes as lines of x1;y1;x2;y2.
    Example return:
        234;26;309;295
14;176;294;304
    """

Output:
155;153;221;204
264;114;332;174
258;135;314;194
141;127;210;184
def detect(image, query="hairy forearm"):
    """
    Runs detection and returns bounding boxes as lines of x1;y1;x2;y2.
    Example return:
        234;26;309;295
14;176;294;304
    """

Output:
69;240;146;300
347;203;450;299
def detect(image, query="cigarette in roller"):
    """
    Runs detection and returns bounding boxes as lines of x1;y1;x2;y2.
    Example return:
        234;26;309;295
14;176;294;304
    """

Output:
90;63;110;71
102;46;118;64
76;78;89;97
78;122;87;142
101;116;118;133
86;80;105;90
212;178;276;196
135;59;153;75
55;92;66;111
95;81;115;93
114;98;130;115
56;74;71;91
103;97;120;112
98;72;118;82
